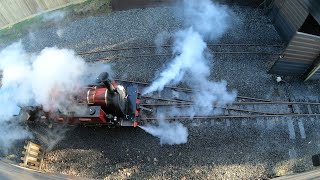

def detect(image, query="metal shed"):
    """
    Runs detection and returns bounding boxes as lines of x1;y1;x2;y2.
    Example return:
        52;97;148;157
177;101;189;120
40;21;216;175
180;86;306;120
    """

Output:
269;0;320;81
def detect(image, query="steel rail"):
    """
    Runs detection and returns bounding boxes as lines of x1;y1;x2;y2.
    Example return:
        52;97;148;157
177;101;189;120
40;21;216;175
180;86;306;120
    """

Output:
141;96;192;103
140;101;320;106
223;106;282;115
95;52;281;61
78;45;171;55
234;102;320;105
141;96;280;115
78;43;284;55
142;93;272;103
116;79;193;91
116;79;273;102
141;113;320;120
142;96;281;114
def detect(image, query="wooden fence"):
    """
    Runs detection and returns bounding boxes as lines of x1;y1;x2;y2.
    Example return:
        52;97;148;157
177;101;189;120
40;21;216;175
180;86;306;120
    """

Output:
0;0;86;29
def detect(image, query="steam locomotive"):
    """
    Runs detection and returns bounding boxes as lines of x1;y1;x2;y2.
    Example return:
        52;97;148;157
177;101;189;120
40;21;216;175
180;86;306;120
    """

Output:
20;72;141;127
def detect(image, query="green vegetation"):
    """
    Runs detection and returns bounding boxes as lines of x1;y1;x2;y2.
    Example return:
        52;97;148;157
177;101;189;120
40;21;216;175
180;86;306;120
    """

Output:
71;0;112;16
0;0;112;45
0;15;44;45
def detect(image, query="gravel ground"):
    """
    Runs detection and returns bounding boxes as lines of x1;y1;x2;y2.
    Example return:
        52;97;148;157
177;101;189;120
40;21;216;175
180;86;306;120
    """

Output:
2;4;320;180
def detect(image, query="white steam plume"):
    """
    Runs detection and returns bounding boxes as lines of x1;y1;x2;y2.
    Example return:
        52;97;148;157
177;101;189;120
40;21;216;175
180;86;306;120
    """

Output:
0;41;111;153
43;11;65;22
144;28;206;93
143;0;236;113
154;31;171;53
42;11;66;38
139;115;188;145
181;0;232;41
56;28;64;38
0;121;32;154
141;0;237;144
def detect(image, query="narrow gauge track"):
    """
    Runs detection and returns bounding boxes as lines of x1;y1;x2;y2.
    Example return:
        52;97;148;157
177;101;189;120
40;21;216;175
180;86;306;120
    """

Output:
78;43;283;61
96;52;281;61
115;79;320;122
78;43;284;55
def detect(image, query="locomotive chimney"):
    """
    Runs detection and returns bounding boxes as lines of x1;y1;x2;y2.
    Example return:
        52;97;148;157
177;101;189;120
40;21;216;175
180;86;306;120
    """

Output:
97;72;116;95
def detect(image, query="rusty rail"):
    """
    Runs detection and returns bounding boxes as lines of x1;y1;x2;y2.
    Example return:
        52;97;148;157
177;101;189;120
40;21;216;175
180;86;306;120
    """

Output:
78;43;284;55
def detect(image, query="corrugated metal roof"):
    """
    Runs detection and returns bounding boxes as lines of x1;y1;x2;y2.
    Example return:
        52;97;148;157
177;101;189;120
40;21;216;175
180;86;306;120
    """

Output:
271;0;309;41
269;32;320;76
306;0;320;24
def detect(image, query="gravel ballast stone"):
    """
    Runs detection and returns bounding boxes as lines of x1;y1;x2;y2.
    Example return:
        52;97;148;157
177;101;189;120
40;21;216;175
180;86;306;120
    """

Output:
2;4;320;180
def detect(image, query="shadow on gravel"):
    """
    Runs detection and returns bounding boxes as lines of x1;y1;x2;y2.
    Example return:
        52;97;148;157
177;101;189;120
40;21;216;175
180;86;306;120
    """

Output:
43;121;318;179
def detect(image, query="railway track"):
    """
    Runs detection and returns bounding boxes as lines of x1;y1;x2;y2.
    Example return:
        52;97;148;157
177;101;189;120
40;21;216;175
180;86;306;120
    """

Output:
76;43;318;122
78;43;284;55
115;79;320;122
78;43;284;61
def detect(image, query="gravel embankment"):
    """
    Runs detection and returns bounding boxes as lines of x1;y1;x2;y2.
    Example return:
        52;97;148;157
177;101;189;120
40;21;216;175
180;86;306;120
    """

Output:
2;5;320;180
20;5;286;98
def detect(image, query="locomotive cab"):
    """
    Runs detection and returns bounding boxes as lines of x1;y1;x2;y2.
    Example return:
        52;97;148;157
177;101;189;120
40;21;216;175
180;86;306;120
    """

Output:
71;72;141;127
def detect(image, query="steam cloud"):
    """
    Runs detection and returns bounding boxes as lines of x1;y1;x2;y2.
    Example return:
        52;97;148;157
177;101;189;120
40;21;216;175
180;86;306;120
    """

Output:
0;41;111;153
0;121;32;154
43;11;66;22
181;0;232;41
141;0;237;144
154;31;171;53
140;116;188;145
43;11;66;38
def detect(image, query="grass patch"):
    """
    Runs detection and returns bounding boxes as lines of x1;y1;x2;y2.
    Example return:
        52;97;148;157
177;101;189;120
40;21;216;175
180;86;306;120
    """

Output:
71;0;112;16
0;15;44;45
0;0;112;45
